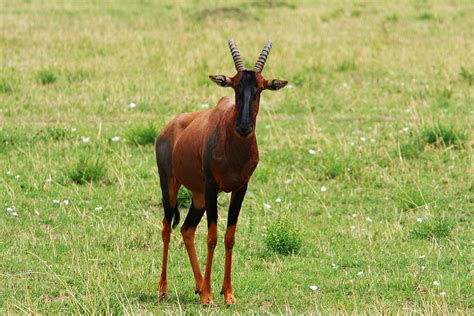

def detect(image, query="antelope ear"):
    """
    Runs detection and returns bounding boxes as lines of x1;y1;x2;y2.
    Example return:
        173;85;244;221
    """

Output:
264;79;288;91
209;75;232;87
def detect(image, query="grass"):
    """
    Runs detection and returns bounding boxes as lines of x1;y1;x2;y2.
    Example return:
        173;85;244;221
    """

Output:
65;156;107;184
35;70;58;85
410;217;454;240
126;124;158;146
265;218;302;255
1;0;473;314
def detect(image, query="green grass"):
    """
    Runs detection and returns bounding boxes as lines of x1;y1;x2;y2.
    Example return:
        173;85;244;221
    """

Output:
265;218;302;255
1;0;473;314
126;124;158;146
65;155;107;184
35;70;58;85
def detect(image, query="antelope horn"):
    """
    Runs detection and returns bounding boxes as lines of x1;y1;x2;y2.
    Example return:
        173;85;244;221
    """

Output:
228;39;245;72
253;40;272;73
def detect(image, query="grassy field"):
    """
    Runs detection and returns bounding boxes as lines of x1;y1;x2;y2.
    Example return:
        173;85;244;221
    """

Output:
1;0;473;314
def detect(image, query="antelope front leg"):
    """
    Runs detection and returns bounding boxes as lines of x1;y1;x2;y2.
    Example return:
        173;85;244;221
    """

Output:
180;195;206;294
221;183;247;305
200;179;219;305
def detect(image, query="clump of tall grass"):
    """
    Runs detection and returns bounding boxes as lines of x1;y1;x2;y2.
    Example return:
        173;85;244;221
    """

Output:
410;217;453;240
420;124;466;148
35;70;57;85
66;156;107;184
126;124;157;145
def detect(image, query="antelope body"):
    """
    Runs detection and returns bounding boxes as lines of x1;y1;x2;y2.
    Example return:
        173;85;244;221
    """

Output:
155;40;287;305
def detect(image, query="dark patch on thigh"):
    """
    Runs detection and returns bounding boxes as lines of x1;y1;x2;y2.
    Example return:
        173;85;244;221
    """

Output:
156;135;172;179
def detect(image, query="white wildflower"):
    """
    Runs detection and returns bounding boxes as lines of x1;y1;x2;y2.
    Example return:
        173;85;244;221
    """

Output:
15;175;20;180
320;186;327;192
95;206;103;211
366;216;373;223
200;103;209;109
71;128;77;132
263;203;271;210
417;217;423;223
275;197;282;203
63;199;69;206
6;207;13;212
308;149;317;155
439;291;446;296
309;285;319;291
261;233;267;238
419;255;426;259
81;136;90;144
11;211;18;217
357;271;364;276
284;179;293;184
351;213;357;218
370;138;376;143
6;170;12;175
402;127;410;133
433;280;440;287
360;137;367;142
111;136;121;142
331;263;337;269
34;209;40;216
53;199;60;204
351;225;356;230
421;265;426;270
128;102;136;109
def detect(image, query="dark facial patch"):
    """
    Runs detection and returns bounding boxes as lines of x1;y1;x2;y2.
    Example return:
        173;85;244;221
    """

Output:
235;71;258;137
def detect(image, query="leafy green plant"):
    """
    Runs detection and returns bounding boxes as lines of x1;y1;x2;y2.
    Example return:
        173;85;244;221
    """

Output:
265;218;302;255
126;124;157;145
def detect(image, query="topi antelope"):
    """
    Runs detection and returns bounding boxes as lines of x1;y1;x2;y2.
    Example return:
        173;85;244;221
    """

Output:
155;40;287;305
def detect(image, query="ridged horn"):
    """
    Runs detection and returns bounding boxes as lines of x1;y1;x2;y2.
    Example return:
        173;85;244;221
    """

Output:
253;40;272;73
228;39;245;72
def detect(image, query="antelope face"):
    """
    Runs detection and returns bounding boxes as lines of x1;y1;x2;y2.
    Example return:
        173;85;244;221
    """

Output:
209;40;288;138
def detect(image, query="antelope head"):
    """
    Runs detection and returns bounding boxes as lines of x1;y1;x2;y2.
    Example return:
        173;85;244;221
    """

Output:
210;40;288;138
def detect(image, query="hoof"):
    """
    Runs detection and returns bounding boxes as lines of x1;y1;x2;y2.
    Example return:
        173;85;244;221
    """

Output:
158;292;169;303
221;289;236;305
224;294;236;305
199;293;214;306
